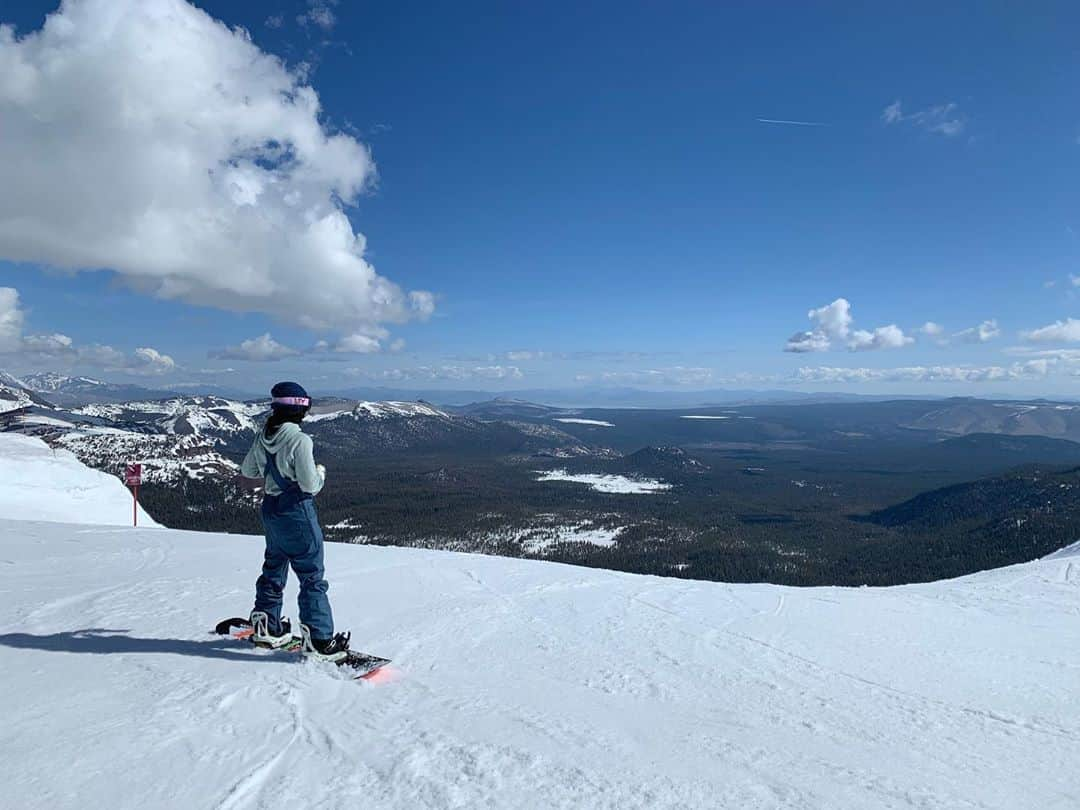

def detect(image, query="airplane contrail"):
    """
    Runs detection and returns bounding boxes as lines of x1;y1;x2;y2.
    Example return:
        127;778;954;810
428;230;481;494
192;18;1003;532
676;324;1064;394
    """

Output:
756;118;828;127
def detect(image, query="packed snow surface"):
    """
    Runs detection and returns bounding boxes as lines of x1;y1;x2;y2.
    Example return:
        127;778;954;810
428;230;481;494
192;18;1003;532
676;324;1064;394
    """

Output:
1;448;1079;808
536;469;673;493
552;418;615;427
0;433;159;526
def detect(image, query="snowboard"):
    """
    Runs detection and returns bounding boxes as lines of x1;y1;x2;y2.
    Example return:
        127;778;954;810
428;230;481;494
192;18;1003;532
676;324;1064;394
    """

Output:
213;617;392;680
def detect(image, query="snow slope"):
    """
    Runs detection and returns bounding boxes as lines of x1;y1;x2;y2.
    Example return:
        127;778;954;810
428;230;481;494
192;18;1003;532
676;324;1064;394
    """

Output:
0;433;159;526
0;447;1078;808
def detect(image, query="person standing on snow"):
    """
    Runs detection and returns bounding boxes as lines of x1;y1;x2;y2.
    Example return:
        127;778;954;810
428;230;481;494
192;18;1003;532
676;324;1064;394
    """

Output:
240;381;351;661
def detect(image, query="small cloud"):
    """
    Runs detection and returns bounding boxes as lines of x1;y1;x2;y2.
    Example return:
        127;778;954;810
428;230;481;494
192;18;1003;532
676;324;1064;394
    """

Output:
1021;318;1080;343
849;325;915;352
919;322;944;337
953;319;1000;344
212;333;300;362
297;0;338;31
265;14;284;29
0;286;175;374
793;361;1055;385
408;291;436;319
881;100;903;124
0;288;25;352
783;298;914;353
129;347;177;376
334;333;382;354
881;100;965;137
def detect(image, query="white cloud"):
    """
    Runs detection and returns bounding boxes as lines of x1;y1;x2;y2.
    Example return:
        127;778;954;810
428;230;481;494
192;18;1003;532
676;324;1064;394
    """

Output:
784;298;914;353
1021;318;1080;343
919;322;944;337
0;288;26;352
213;333;300;362
953;319;1000;344
129;347;177;376
298;1;338;31
1004;347;1080;364
408;291;436;319
881;100;903;124
1071;274;1080;288
504;350;559;362
785;330;833;353
849;324;915;352
78;344;127;368
0;286;175;375
20;332;76;357
334;333;382;354
793;361;1055;385
0;0;431;346
881;100;965;136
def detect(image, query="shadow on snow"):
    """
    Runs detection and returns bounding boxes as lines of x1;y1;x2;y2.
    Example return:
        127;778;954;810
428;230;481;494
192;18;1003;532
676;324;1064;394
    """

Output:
0;628;291;664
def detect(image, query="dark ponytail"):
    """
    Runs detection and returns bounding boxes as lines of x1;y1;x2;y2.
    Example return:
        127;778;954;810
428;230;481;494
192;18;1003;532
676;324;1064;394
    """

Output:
264;407;308;438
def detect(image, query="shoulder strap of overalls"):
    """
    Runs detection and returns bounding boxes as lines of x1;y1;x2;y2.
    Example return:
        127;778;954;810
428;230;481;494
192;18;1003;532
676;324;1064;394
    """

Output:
264;450;300;492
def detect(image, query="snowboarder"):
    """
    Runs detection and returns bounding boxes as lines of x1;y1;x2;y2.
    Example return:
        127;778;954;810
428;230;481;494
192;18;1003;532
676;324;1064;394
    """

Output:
239;381;351;662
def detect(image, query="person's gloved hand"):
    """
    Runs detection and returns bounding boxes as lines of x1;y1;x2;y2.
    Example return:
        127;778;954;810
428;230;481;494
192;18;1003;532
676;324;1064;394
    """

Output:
316;463;327;480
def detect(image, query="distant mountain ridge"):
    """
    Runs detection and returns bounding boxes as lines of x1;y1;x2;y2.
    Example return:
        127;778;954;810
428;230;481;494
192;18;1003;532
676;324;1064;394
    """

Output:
17;372;183;407
904;399;1080;442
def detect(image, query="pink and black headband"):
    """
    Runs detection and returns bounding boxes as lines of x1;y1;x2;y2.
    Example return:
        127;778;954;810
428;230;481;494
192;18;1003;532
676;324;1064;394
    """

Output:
272;396;311;407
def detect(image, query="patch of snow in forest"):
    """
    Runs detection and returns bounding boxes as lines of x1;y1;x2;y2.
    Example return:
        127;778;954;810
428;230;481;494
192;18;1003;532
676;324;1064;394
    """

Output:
535;470;672;494
517;524;623;553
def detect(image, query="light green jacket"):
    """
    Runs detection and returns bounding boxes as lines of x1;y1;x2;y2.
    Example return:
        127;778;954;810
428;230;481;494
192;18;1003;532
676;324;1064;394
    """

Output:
241;421;325;496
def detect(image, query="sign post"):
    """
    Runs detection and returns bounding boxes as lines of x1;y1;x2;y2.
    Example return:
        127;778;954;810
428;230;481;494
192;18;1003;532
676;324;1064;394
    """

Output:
125;463;142;527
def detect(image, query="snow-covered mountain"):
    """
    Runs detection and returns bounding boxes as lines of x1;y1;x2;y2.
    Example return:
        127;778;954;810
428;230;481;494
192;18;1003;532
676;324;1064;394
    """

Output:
301;399;608;459
0;380;37;414
1;395;262;486
72;395;265;438
905;399;1080;442
17;372;182;406
0;372;55;413
1;391;612;492
0;434;1077;808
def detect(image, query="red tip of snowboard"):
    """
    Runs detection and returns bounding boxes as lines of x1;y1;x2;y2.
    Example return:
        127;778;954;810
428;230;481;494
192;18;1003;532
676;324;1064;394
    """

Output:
358;664;399;684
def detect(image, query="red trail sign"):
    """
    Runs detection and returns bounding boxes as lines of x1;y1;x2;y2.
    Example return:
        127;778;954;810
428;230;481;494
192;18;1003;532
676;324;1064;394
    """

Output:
125;464;142;526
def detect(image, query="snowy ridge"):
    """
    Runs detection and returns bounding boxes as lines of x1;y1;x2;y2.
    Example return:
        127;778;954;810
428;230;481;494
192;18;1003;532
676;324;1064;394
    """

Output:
306;400;451;422
73;396;264;436
19;372;106;394
0;381;35;414
0;433;159;526
0;442;1078;807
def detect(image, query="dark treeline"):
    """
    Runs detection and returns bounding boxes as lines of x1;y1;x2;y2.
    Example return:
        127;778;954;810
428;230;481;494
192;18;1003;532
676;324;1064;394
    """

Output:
139;440;1080;587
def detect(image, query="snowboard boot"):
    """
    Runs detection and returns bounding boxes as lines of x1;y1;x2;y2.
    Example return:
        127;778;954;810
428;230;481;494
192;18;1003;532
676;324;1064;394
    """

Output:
300;623;351;663
250;611;293;649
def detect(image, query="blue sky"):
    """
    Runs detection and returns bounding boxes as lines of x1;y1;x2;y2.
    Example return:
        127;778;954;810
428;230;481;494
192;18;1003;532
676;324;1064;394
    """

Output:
1;1;1079;396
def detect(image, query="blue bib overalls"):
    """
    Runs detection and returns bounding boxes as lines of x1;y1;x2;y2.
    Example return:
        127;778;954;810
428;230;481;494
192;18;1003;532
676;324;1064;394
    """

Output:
253;450;334;639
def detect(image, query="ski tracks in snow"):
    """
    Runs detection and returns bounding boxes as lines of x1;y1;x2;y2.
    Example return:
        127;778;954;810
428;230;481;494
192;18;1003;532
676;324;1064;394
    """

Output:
214;685;305;810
